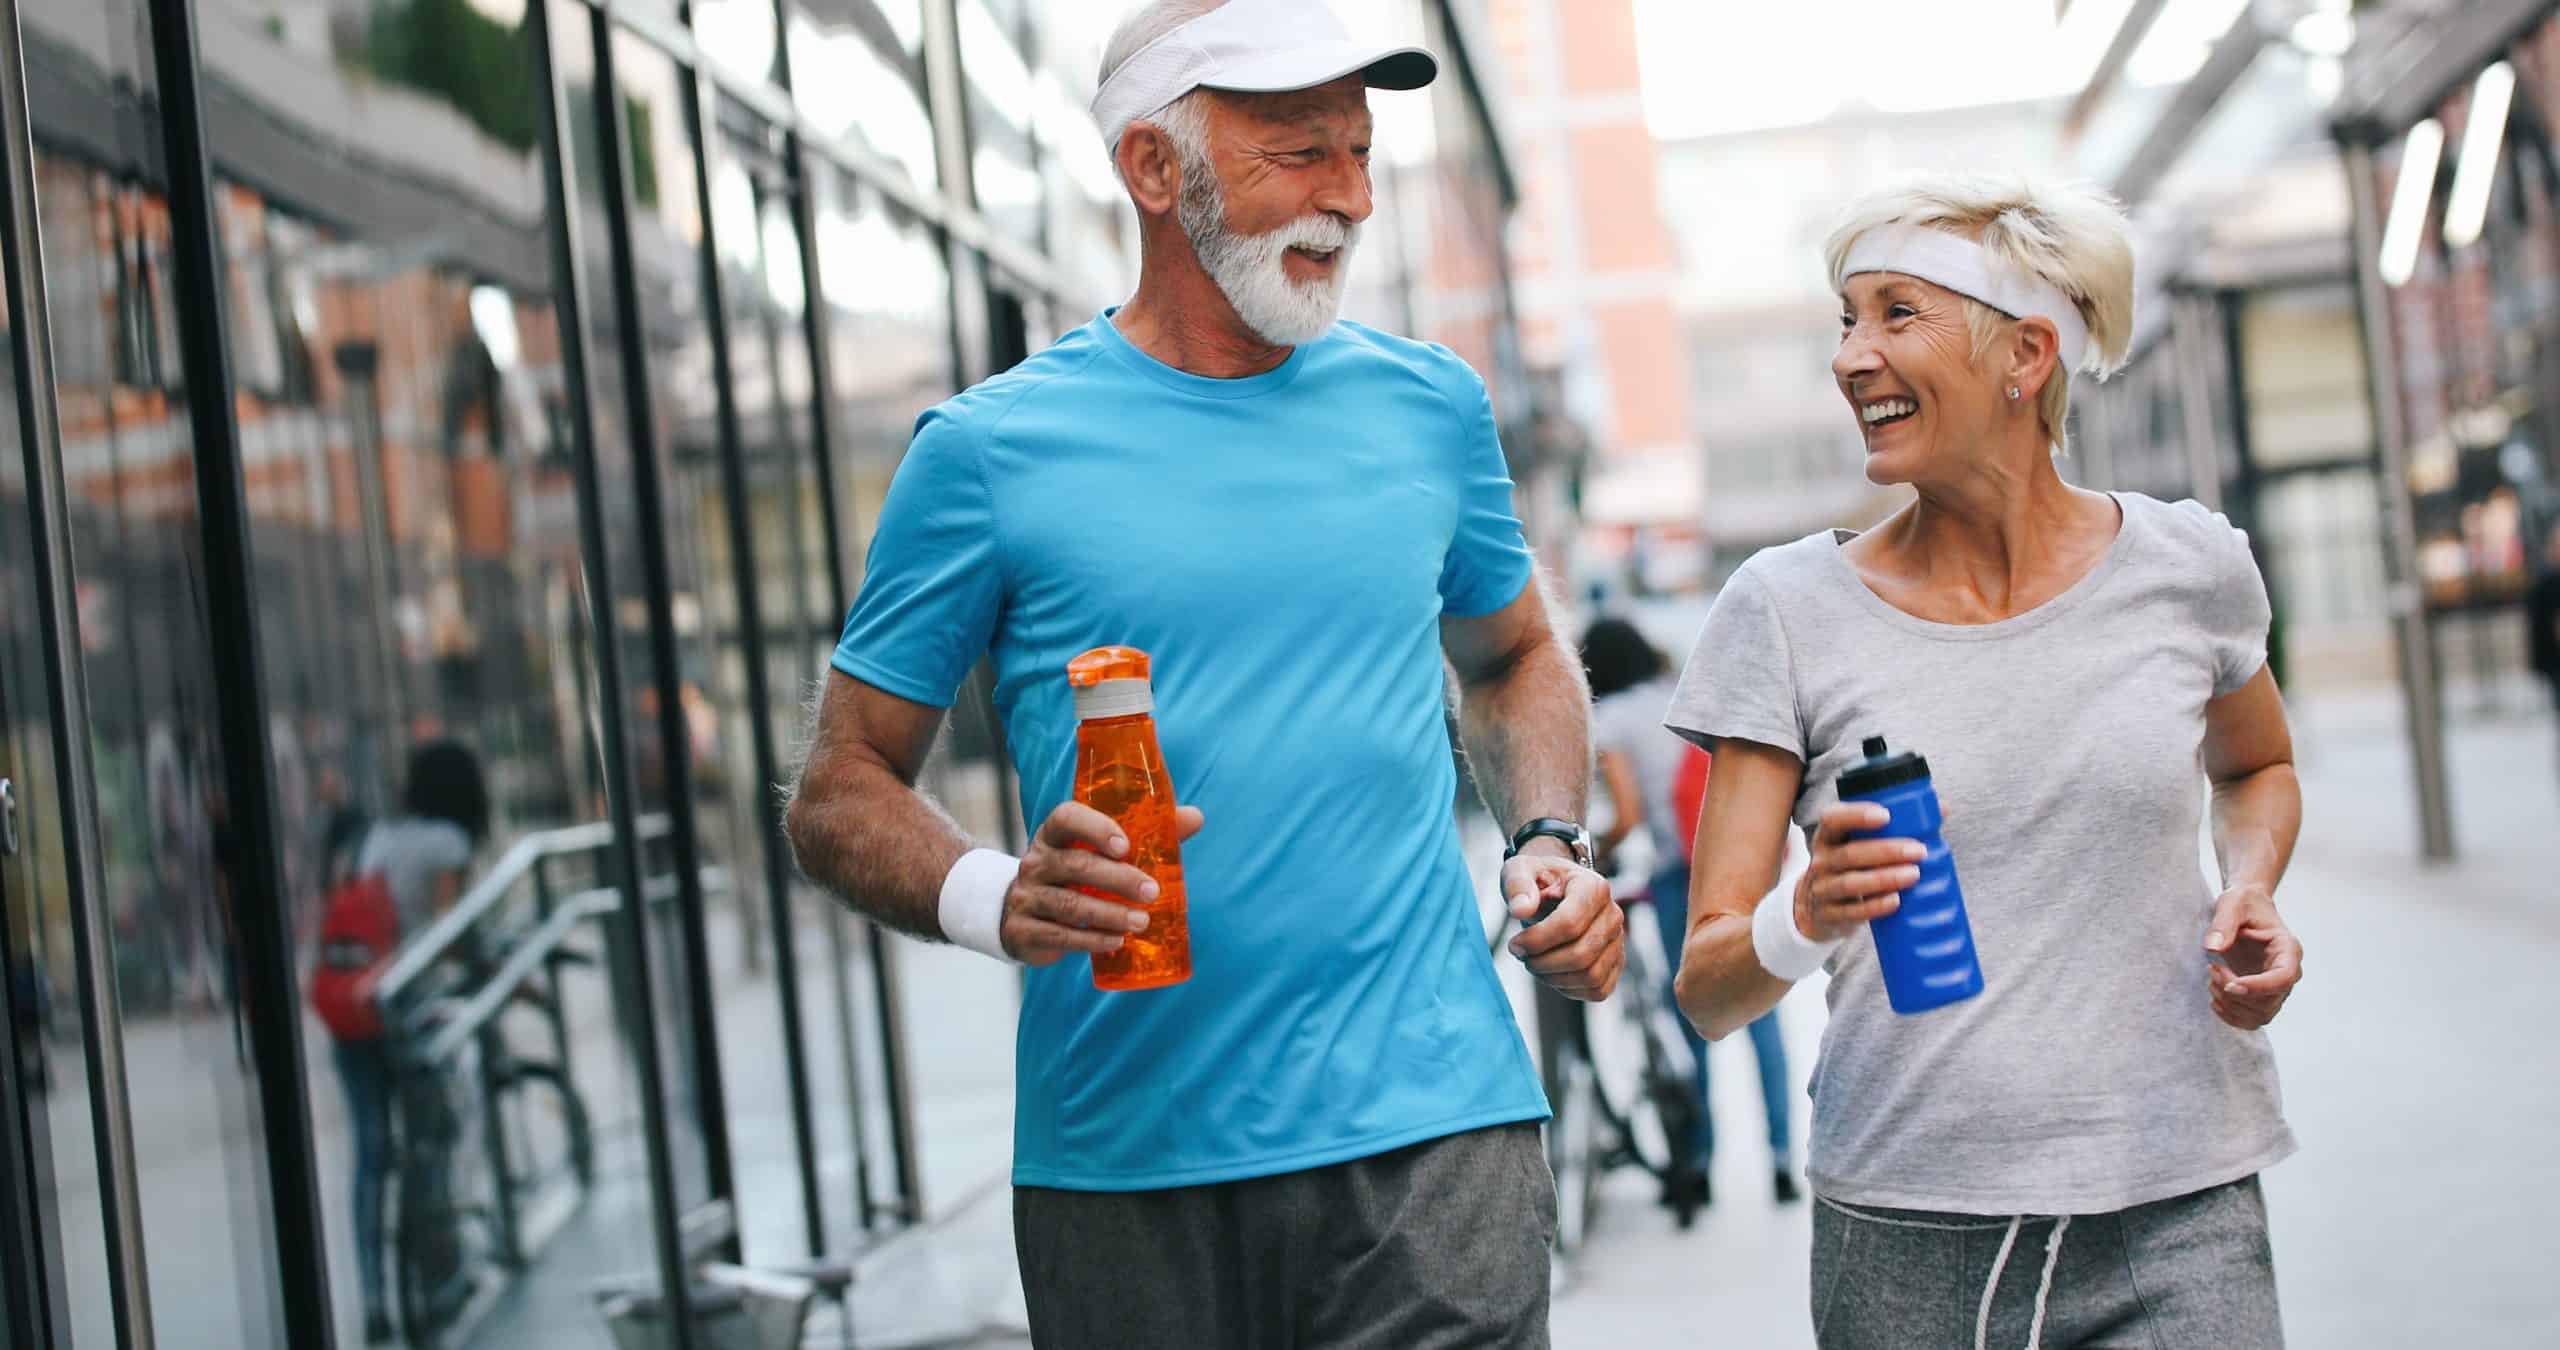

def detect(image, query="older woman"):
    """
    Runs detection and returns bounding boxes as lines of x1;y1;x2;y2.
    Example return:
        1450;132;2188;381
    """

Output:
1668;175;2302;1350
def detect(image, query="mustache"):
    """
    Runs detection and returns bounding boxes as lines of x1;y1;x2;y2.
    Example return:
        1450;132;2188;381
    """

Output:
1251;212;1360;254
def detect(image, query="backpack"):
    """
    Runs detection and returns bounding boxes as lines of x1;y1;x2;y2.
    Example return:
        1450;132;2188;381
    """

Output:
1668;743;1713;865
309;869;400;1041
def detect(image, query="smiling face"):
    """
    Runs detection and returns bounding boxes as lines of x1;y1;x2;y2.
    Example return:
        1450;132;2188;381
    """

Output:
1171;77;1375;345
1832;271;2011;487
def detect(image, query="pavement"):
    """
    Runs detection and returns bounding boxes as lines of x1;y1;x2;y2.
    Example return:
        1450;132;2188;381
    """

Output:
48;677;2560;1347
1551;678;2560;1349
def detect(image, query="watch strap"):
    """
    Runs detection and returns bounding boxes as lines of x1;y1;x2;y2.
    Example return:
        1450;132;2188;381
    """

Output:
1505;816;1591;866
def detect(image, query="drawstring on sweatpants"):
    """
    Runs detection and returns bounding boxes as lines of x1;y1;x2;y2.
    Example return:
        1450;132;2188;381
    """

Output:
1973;1213;2072;1350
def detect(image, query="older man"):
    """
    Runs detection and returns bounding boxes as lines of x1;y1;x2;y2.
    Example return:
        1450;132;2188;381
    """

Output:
785;0;1620;1343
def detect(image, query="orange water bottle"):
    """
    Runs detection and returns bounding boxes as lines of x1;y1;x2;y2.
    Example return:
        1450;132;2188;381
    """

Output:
1067;646;1191;990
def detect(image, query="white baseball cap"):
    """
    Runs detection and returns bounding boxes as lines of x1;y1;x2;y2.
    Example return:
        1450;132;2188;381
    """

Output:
1091;0;1438;155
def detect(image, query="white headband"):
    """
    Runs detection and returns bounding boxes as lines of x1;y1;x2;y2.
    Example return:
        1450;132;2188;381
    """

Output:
1841;224;2091;373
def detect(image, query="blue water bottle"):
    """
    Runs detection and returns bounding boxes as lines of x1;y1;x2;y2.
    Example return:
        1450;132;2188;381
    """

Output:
1837;736;1983;1014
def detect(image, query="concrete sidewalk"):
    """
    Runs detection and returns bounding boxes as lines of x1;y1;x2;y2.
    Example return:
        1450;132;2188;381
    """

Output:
268;678;2550;1348
1551;683;2560;1348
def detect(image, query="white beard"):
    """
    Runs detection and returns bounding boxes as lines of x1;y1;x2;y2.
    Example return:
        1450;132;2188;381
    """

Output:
1178;172;1359;348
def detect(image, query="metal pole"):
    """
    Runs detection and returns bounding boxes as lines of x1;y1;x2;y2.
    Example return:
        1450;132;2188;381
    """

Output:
475;1020;523;1266
2343;136;2459;860
682;80;827;1259
0;0;156;1338
142;0;341;1338
784;159;916;1239
2171;291;2228;511
335;342;409;741
525;0;696;1336
588;12;742;1249
532;860;576;1097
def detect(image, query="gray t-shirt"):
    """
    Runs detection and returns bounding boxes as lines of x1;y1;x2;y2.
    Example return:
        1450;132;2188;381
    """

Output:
357;818;475;935
1665;492;2296;1214
1593;676;1686;868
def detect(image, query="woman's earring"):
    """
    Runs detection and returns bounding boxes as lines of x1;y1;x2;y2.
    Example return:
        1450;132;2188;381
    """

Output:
2007;386;2021;401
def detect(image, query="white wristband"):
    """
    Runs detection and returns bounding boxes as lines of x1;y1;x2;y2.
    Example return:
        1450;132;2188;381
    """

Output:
1751;886;1841;983
939;848;1021;964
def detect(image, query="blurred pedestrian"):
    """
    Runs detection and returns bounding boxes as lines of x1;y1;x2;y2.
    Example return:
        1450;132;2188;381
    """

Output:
786;2;1621;1345
1670;175;2302;1349
324;739;487;1344
1584;616;1795;1212
2530;519;2560;784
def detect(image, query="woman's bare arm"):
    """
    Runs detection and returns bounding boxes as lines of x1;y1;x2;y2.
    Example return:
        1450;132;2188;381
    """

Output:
1672;739;1802;1040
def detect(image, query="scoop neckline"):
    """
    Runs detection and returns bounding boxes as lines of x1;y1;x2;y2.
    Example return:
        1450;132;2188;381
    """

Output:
1821;492;2134;642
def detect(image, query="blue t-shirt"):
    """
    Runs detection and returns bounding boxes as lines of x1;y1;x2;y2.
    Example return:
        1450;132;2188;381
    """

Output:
834;311;1550;1191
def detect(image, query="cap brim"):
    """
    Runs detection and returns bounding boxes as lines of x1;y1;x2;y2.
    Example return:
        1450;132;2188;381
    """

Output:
1197;42;1438;96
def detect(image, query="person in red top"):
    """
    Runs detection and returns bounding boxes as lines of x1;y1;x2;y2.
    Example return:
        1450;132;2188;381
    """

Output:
2529;520;2560;790
1583;617;1797;1211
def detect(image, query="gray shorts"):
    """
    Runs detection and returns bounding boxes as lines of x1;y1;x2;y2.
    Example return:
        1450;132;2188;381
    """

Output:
1013;1122;1554;1350
1812;1175;2284;1349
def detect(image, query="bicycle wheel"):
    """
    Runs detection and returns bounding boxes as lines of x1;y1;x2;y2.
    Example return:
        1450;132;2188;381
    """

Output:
1582;901;1695;1181
1546;1038;1599;1259
392;1059;496;1346
489;1059;594;1196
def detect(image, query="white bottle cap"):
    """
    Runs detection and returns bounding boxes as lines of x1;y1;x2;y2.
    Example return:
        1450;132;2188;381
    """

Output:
1073;677;1154;720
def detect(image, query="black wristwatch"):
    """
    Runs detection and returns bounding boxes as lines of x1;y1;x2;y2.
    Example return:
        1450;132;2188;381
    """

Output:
1504;817;1594;869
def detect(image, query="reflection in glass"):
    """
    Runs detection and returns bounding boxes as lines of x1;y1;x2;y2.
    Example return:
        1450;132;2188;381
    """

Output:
789;0;939;190
552;14;731;1258
20;0;291;1340
695;0;782;87
0;143;116;1350
676;98;831;1267
1028;3;1134;298
191;0;672;1339
958;0;1044;246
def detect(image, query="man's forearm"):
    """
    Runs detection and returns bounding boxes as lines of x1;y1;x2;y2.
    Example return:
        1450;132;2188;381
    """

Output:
784;757;979;942
1455;632;1591;833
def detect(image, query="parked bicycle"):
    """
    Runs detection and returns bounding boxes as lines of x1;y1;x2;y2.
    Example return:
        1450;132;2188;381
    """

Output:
390;957;598;1346
1488;878;1706;1265
364;821;661;1347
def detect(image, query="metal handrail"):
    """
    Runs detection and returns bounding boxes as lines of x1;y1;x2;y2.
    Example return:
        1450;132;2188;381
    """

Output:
375;812;670;1004
410;868;709;1064
417;885;622;1065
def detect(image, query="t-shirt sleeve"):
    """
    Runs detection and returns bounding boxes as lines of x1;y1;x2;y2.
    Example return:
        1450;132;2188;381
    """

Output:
1663;564;1803;760
1435;362;1536;618
2203;512;2273;697
831;407;1003;708
421;822;474;871
1590;689;1641;760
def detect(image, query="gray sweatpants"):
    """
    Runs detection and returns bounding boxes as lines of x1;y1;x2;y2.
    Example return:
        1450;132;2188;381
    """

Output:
1812;1175;2284;1349
1013;1122;1554;1349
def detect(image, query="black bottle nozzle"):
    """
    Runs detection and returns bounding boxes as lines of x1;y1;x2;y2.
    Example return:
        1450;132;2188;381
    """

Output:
1839;734;1930;797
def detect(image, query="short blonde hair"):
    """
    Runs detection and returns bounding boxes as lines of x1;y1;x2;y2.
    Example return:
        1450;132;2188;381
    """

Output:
1823;174;2136;455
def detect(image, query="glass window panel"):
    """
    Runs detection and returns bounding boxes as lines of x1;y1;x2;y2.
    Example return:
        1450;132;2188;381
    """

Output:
957;0;1042;246
807;170;1020;1219
788;0;938;191
691;98;831;1267
548;15;727;1241
188;0;682;1340
18;0;293;1340
1029;7;1134;303
695;0;782;88
0;142;114;1350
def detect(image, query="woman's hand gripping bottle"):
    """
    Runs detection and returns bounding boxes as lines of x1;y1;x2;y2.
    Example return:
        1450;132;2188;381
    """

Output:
1838;736;1983;1014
